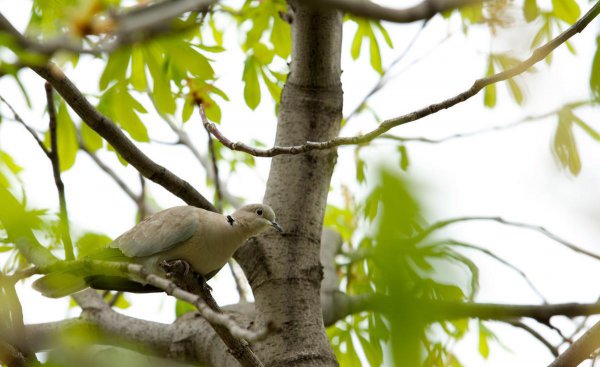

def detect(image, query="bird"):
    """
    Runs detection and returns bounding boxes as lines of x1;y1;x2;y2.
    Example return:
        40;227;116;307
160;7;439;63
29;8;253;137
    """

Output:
33;203;283;298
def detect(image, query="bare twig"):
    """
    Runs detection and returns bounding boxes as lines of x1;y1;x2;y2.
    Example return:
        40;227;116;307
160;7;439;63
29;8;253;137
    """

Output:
301;0;479;23
412;216;600;262
506;320;559;357
431;240;547;303
45;83;75;261
0;95;49;157
345;19;430;122
203;1;600;157
381;99;597;145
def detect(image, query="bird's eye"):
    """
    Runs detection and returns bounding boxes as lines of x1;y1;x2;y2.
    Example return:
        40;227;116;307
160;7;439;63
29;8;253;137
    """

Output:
256;208;263;216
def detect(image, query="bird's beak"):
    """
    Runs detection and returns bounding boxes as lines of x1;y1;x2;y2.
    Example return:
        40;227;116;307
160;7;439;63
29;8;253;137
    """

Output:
271;221;284;233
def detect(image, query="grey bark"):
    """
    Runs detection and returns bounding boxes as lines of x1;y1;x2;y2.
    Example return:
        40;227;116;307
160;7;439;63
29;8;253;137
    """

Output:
234;2;343;366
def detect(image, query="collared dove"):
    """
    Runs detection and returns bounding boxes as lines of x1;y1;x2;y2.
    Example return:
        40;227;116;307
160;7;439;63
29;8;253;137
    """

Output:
33;204;282;298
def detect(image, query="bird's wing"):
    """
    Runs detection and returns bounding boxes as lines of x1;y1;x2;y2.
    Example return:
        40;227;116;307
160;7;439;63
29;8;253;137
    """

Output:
111;206;199;257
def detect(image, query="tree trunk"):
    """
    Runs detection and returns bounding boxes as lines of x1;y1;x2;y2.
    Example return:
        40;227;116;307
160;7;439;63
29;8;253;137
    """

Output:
236;2;343;366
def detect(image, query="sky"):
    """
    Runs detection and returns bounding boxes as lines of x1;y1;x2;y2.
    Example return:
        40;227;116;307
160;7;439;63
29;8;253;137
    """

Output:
1;0;600;366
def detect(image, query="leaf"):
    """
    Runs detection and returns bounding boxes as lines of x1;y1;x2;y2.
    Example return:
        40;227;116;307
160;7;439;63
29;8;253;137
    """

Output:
374;22;393;48
358;334;383;367
552;0;580;24
80;123;103;152
552;111;581;175
260;68;282;103
591;37;600;97
99;48;131;91
113;89;149;142
243;57;261;110
368;29;383;74
76;232;112;258
175;299;195;317
398;145;409;171
507;78;524;105
55;103;79;172
483;57;496;108
143;46;176;115
523;0;539;22
164;41;214;80
271;16;291;58
351;23;365;60
356;158;366;183
130;47;147;91
478;322;492;359
182;97;195;123
253;43;275;65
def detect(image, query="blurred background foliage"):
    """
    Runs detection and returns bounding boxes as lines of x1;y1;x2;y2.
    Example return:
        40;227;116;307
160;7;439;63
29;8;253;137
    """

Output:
0;0;599;366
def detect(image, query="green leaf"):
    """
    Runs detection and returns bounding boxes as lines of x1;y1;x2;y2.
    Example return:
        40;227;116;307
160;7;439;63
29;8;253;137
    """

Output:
552;111;581;175
374;22;393;48
398;145;409;171
76;232;112;258
175;299;196;317
113;90;149;142
164;41;214;80
80;123;103;152
271;16;291;58
144;46;176;115
182;98;195;123
507;78;524;105
351;23;365;60
368;29;383;74
358;334;383;367
55;103;79;172
253;43;275;65
99;48;131;91
552;0;580;24
243;57;261;110
478;322;491;359
130;47;147;91
523;0;539;22
591;37;600;97
483;57;496;108
260;68;282;103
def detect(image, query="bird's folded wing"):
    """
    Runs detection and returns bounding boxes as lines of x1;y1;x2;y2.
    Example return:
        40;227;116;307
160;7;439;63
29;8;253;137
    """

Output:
110;206;199;257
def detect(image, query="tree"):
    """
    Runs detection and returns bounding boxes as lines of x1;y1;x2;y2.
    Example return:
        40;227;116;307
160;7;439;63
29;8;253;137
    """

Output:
1;0;600;366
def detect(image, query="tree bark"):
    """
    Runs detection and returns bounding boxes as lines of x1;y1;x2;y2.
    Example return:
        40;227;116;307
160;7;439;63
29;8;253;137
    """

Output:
235;2;343;366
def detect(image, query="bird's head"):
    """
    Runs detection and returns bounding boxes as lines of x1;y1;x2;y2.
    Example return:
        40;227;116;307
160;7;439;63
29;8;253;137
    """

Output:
230;204;283;236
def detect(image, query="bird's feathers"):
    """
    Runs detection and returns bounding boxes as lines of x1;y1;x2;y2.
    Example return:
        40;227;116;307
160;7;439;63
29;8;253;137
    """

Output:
111;206;199;257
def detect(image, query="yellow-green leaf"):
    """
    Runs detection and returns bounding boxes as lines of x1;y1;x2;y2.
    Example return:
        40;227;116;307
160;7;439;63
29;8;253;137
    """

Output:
55;103;79;172
130;47;147;91
243;57;261;110
271;16;291;58
80;123;103;152
523;0;539;22
99;48;131;91
552;0;580;24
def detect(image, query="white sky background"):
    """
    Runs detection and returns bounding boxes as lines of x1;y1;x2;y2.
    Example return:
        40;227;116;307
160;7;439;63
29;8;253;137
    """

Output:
1;0;600;366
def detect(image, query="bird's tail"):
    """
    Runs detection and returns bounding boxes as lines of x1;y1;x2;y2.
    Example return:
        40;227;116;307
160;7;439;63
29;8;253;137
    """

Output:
32;271;89;298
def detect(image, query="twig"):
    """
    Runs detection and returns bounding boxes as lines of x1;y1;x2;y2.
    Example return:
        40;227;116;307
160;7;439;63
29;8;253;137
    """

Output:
0;95;49;157
506;320;559;357
202;1;600;157
301;0;479;23
0;341;26;367
45;83;75;261
381;99;597;145
137;173;148;220
431;240;547;303
412;216;600;262
345;19;429;122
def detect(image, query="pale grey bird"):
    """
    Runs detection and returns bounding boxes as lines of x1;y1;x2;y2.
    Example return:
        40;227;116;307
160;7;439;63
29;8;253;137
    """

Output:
33;204;282;298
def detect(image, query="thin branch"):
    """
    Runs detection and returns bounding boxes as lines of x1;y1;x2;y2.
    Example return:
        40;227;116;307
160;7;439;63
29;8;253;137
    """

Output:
0;95;49;158
506;320;559;357
301;0;479;23
381;99;597;145
548;320;600;367
33;63;217;212
412;216;600;262
203;1;600;157
345;19;429;122
78;139;139;202
0;341;26;367
432;240;547;303
45;83;75;261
